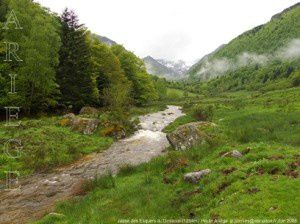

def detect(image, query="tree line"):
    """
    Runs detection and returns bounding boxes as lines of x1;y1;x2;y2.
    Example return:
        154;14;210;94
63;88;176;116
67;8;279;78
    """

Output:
0;0;161;115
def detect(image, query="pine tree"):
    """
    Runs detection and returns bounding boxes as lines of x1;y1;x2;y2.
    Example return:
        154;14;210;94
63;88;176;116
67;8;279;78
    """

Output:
56;9;95;110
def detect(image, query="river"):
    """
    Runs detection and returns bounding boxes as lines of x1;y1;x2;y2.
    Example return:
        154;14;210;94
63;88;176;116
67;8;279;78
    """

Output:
0;105;183;223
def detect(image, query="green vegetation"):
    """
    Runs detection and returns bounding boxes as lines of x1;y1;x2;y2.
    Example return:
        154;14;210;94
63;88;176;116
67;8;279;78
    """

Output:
0;0;61;113
187;3;300;94
36;88;300;223
0;117;113;181
0;0;160;116
163;114;196;133
167;88;197;99
0;0;168;179
111;45;159;106
57;9;97;110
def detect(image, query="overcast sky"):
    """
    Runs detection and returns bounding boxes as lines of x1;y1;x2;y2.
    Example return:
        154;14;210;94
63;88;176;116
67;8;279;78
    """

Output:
36;0;299;65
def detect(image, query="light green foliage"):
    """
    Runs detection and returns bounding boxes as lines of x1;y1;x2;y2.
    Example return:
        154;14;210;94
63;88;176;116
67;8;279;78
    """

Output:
135;72;158;105
166;88;198;99
89;36;131;112
111;44;159;105
1;0;61;113
152;76;167;100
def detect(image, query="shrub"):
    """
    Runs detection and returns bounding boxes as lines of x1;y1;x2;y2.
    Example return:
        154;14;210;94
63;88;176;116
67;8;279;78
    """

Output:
192;104;214;121
291;71;300;87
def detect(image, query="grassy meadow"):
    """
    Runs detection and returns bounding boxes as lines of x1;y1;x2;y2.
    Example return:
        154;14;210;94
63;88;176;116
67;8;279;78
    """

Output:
0;116;113;182
36;87;300;223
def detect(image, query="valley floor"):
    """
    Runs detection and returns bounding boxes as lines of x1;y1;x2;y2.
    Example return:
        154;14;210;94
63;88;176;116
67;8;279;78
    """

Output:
36;88;300;224
0;106;183;224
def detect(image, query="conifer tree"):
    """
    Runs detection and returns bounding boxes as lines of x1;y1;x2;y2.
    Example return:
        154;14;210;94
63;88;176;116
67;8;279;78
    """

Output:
57;9;95;110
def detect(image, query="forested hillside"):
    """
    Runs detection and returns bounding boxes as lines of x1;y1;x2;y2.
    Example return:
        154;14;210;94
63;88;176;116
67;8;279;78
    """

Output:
187;3;300;94
0;0;159;116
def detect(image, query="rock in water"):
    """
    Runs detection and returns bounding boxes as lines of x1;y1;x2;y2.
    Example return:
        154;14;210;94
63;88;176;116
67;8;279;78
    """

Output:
79;106;98;115
71;118;100;135
184;169;211;183
166;122;214;150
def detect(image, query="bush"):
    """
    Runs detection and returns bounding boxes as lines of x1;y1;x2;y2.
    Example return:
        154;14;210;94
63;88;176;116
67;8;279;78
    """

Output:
192;104;214;121
167;91;181;100
291;71;300;87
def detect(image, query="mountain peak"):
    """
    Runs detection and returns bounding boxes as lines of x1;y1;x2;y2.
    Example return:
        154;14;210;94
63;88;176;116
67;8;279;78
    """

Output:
143;56;189;80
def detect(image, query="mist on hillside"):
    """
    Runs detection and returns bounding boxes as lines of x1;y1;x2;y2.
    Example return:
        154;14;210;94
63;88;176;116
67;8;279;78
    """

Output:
196;38;300;78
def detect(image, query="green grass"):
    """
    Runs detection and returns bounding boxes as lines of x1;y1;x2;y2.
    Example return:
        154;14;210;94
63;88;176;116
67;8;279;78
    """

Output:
0;116;113;181
166;88;198;99
36;142;299;223
128;104;167;117
36;87;300;223
163;114;196;133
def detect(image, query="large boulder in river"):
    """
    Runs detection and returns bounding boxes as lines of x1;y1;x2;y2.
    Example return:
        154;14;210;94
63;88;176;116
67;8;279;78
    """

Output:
166;122;215;150
71;118;99;135
79;106;98;115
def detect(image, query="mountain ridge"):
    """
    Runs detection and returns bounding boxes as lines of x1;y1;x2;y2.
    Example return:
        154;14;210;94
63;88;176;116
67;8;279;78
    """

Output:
143;56;189;80
187;3;300;80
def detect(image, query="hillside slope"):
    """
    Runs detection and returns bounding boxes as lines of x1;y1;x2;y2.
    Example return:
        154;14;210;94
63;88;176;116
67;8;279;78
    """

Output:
188;3;300;81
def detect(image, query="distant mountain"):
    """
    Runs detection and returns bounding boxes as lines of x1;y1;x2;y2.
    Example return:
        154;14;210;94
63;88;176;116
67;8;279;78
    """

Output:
143;56;189;80
92;34;117;46
187;3;300;80
157;59;189;76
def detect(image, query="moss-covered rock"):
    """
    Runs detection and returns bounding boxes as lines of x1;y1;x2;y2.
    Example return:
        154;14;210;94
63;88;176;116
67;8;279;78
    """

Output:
71;118;100;135
166;121;216;150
